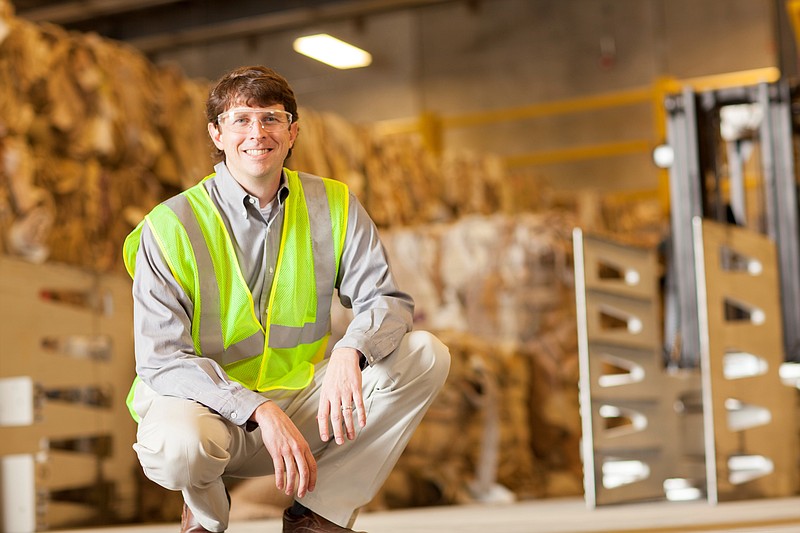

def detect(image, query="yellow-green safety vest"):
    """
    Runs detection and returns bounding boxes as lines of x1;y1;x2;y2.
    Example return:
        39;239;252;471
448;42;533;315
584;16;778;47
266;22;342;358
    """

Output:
122;168;349;421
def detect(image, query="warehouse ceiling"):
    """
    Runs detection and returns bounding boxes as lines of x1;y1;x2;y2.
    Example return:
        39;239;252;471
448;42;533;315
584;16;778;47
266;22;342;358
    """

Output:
11;0;463;53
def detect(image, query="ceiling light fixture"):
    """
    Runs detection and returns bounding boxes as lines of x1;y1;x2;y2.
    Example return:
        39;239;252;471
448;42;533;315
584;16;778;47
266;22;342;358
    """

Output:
293;33;372;69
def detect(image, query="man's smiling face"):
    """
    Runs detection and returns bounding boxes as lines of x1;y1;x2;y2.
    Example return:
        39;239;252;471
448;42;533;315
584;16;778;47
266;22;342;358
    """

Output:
208;103;298;185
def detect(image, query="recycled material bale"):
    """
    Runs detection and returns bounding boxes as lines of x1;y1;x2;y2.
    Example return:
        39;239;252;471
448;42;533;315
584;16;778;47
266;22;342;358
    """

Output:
355;214;582;505
378;212;577;343
367;330;571;510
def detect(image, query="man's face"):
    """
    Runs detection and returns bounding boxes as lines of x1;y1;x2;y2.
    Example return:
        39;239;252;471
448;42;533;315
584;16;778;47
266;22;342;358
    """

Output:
208;103;298;185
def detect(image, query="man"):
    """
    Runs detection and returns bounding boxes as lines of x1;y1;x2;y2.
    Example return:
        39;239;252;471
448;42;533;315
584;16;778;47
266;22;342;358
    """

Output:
123;65;450;533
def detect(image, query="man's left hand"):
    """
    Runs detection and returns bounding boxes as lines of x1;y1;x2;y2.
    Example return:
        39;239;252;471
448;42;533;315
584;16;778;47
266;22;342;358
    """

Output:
317;347;366;444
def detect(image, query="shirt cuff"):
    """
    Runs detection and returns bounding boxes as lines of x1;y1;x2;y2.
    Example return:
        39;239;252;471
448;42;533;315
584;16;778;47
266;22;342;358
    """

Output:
334;334;403;366
333;334;373;365
220;388;268;427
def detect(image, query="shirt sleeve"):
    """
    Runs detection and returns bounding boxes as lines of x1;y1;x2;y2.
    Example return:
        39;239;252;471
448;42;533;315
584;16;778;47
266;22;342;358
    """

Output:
132;222;267;426
332;193;414;365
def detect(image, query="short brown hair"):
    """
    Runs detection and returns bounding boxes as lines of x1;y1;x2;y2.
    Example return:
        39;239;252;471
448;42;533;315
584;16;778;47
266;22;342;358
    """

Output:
206;65;299;159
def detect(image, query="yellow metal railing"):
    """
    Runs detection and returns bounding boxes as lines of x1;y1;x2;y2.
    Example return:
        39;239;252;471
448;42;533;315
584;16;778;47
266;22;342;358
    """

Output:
504;139;652;168
376;67;779;160
787;0;800;48
375;66;782;212
440;86;653;128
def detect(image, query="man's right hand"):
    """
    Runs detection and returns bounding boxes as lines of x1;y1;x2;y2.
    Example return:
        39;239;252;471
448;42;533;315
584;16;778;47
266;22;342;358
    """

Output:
251;401;317;498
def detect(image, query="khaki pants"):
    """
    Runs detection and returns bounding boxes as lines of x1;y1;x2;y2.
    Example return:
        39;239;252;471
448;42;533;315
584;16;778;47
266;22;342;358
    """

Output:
132;330;450;532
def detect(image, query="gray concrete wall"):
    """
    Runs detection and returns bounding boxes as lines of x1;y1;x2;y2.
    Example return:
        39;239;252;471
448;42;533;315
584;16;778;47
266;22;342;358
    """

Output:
152;0;777;194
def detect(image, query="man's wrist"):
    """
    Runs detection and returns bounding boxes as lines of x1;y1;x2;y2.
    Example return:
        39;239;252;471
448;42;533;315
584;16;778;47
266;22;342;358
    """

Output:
246;399;271;431
330;347;367;369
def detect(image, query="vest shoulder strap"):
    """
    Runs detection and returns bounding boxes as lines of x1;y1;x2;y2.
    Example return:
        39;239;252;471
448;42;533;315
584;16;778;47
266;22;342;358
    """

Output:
296;171;350;275
122;173;216;279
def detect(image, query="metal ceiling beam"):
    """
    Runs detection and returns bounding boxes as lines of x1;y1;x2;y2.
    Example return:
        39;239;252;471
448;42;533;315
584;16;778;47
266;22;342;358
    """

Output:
16;0;184;24
127;0;455;53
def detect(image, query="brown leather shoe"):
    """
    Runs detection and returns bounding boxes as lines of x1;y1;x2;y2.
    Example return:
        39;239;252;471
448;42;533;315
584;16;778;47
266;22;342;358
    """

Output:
180;504;214;533
282;508;366;533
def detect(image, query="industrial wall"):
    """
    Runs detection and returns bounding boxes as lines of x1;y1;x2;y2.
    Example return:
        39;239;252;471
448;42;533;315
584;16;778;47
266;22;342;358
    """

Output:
152;0;777;193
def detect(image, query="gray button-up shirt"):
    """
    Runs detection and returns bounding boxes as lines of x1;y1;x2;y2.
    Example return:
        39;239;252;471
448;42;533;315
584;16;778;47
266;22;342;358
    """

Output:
132;162;414;426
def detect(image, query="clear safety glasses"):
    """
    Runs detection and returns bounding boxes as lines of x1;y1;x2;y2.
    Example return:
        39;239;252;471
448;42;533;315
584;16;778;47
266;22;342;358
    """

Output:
216;109;293;133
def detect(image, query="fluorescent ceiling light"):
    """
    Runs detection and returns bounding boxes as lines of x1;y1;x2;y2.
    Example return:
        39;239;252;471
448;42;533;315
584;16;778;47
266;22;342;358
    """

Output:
293;33;372;69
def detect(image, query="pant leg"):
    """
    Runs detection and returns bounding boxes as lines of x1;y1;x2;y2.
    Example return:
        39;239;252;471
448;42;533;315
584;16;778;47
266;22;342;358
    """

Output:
131;382;264;532
297;330;451;528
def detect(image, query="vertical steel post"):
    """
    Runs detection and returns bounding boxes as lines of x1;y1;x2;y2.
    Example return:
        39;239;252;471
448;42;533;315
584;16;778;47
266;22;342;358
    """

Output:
759;82;800;362
665;87;704;367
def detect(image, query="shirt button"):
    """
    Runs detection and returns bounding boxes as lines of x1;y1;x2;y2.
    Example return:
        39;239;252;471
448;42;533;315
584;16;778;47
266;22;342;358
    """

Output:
269;267;274;274
249;198;256;204
231;411;237;419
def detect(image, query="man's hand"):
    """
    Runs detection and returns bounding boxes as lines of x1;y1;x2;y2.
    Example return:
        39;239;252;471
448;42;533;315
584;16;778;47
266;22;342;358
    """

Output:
251;401;317;498
317;348;366;445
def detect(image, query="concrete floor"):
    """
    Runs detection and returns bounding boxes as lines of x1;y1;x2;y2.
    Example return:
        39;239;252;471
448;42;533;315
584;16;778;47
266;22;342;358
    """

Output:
57;497;800;533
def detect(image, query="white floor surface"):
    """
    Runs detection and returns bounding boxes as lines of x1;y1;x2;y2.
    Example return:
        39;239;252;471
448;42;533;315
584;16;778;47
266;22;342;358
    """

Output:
56;496;800;533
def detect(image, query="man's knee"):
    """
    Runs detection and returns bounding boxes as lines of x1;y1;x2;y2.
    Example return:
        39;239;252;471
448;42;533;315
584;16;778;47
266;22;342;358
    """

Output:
407;330;451;391
135;408;231;490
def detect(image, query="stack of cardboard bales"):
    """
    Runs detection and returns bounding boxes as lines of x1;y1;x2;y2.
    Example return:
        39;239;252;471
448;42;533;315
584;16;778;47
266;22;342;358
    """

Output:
0;0;210;270
366;213;583;509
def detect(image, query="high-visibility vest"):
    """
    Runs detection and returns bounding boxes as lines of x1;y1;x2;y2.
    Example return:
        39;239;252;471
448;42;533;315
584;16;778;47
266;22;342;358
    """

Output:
123;169;349;420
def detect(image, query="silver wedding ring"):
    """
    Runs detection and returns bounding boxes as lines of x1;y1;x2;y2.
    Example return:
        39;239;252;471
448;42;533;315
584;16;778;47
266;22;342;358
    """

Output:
341;405;354;411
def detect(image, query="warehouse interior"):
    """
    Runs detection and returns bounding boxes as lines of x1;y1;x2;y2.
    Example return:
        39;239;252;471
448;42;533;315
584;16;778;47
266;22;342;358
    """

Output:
3;0;800;531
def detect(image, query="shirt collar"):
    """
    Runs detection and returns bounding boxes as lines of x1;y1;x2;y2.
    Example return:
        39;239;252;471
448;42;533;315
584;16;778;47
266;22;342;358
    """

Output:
213;161;290;211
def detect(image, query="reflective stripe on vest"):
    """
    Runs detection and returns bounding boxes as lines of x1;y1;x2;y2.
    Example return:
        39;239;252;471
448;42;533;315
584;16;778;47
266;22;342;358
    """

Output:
123;169;349;397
